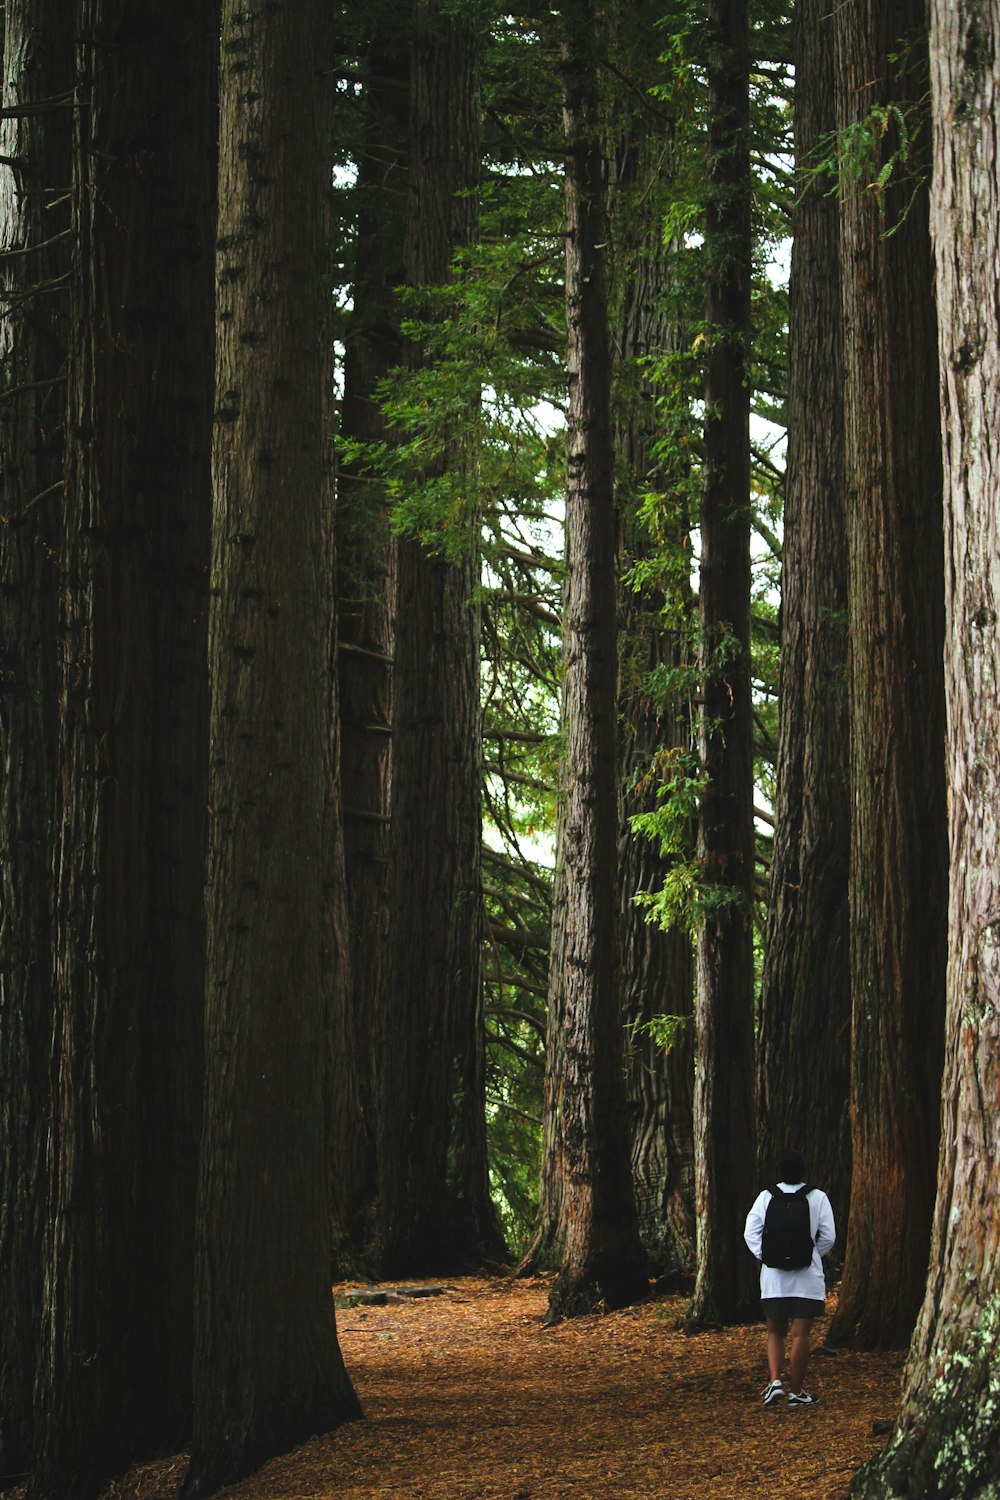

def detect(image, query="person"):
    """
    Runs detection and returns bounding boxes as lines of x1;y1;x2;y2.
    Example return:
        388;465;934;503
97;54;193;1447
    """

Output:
744;1149;836;1408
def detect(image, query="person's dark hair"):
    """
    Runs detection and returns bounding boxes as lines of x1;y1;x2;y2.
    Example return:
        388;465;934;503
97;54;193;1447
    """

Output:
779;1148;806;1183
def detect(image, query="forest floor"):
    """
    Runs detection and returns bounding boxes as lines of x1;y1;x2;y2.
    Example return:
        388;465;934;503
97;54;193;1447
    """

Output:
94;1276;904;1500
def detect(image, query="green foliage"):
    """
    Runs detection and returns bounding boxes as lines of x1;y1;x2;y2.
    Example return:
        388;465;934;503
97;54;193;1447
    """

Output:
627;744;752;936
630;1012;692;1054
799;26;931;239
629;746;707;860
635;860;751;937
483;841;550;1252
801;101;926;236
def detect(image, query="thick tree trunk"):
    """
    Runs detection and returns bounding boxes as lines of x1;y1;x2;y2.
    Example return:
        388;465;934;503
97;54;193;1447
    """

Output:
688;0;759;1328
27;6;215;1495
827;0;948;1352
607;64;696;1279
330;7;409;1274
849;7;1000;1490
618;714;696;1279
756;0;851;1231
528;0;647;1320
378;0;502;1275
0;0;71;1477
184;4;360;1493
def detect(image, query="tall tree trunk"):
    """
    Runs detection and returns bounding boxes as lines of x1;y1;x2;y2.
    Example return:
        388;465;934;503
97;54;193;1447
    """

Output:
527;0;647;1320
0;0;71;1476
28;5;215;1494
850;6;1000;1489
827;0;948;1352
618;638;696;1280
606;34;696;1278
756;0;851;1229
688;0;758;1328
378;0;502;1275
330;4;409;1275
184;3;361;1493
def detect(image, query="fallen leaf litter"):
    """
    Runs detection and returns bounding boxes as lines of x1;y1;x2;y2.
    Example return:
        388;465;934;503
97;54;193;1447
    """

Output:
73;1276;905;1499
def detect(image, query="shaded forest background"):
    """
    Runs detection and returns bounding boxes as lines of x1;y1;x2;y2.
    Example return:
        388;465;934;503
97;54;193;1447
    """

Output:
1;0;998;1498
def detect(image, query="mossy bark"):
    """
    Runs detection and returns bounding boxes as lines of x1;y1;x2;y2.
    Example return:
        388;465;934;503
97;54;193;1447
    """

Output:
850;0;1000;1489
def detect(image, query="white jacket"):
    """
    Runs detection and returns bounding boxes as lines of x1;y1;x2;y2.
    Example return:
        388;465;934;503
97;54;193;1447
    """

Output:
743;1181;837;1302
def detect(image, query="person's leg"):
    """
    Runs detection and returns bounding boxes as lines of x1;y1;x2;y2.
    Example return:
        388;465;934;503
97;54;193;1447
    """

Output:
766;1317;788;1383
788;1316;812;1393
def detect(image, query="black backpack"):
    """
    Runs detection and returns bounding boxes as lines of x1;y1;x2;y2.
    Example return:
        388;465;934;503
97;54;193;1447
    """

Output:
760;1184;814;1270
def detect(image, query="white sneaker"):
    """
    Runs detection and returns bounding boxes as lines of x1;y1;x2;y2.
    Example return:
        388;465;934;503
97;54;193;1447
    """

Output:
762;1379;784;1406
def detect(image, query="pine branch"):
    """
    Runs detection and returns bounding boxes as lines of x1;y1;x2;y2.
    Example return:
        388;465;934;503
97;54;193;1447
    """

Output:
485;1095;542;1128
0;93;76;120
0;374;67;404
486;1025;543;1069
1;227;72;261
486;1005;547;1037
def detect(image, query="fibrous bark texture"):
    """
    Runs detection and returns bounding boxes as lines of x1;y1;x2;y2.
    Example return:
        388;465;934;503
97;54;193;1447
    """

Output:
607;25;695;1278
756;0;851;1232
378;0;502;1275
0;0;70;1476
850;2;1000;1490
29;5;215;1495
689;0;759;1327
828;0;948;1352
185;3;360;1493
528;0;647;1320
331;3;409;1274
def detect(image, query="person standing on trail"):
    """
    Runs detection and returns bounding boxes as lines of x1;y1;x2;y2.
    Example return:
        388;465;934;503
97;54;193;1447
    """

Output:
744;1149;836;1408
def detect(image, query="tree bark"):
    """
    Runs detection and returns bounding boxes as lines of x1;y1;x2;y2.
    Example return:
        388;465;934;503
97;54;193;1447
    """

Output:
184;3;360;1493
378;0;502;1276
28;5;215;1494
756;0;851;1232
526;0;648;1320
849;5;1000;1489
688;0;759;1327
606;27;696;1279
330;4;409;1275
828;0;948;1352
0;0;71;1477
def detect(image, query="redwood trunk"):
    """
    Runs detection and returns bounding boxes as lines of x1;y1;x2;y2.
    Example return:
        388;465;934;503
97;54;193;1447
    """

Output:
756;0;851;1226
529;0;647;1319
688;0;758;1327
29;5;215;1493
828;0;948;1351
378;0;501;1274
850;4;1000;1488
0;0;71;1475
608;66;695;1278
185;4;360;1492
331;7;409;1272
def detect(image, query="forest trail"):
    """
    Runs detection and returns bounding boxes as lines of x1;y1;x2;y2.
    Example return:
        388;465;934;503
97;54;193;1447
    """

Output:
97;1277;904;1500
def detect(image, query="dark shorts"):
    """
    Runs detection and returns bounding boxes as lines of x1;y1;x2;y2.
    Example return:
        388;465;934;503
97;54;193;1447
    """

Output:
761;1297;825;1321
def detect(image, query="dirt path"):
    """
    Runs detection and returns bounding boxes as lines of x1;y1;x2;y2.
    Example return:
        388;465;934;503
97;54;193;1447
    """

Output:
99;1277;904;1500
